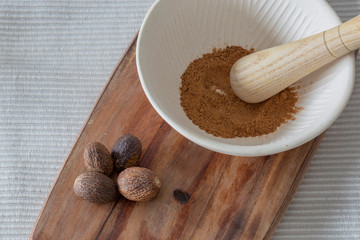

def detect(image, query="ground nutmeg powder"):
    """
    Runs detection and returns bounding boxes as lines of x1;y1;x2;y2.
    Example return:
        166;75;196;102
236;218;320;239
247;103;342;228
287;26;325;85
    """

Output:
180;46;300;138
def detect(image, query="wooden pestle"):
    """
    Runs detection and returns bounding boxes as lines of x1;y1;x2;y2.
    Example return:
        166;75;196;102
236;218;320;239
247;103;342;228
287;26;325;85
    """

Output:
230;15;360;103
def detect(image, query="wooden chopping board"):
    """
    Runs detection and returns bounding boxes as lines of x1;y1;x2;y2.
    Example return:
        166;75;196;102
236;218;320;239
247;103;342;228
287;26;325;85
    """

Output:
31;34;324;240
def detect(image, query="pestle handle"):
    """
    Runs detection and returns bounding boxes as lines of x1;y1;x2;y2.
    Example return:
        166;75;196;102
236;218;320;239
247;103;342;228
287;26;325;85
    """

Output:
230;15;360;103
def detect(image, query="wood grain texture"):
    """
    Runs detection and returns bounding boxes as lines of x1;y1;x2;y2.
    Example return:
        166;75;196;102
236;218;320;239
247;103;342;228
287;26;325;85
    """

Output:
340;14;360;51
31;34;325;240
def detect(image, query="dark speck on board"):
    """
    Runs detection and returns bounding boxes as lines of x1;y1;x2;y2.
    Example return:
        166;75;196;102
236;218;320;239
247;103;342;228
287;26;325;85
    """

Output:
173;189;190;204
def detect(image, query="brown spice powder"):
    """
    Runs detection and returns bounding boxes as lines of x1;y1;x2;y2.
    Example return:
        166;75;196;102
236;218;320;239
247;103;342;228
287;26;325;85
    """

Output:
180;46;300;138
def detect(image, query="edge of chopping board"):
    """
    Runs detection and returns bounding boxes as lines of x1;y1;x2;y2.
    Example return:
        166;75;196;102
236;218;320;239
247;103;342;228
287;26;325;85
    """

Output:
30;33;139;239
263;132;324;239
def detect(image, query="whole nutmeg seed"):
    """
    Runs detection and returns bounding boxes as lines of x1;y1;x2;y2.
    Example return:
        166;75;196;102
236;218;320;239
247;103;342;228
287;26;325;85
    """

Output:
74;172;119;203
84;142;113;176
117;167;161;202
111;134;142;172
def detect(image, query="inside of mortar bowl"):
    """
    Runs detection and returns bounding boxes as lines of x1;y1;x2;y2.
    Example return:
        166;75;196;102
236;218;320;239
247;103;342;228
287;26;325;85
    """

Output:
137;0;355;156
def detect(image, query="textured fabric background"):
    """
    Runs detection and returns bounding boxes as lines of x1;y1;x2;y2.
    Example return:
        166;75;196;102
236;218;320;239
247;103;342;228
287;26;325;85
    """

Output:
0;0;359;239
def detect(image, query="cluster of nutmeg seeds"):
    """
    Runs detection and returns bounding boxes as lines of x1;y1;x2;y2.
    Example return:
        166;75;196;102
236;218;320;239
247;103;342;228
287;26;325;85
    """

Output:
73;134;161;203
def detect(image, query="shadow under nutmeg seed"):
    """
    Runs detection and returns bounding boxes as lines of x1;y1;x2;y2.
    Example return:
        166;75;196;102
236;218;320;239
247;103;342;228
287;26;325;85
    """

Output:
111;134;142;172
84;142;113;176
